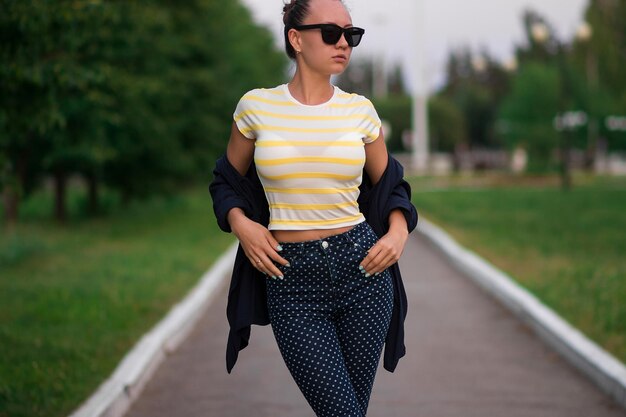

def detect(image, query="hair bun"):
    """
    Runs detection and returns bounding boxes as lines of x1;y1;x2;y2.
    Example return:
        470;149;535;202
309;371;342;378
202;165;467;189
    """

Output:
283;0;296;12
283;0;297;23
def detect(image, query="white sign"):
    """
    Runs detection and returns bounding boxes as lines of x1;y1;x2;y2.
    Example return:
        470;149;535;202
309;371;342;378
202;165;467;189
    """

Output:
553;111;588;131
606;116;626;132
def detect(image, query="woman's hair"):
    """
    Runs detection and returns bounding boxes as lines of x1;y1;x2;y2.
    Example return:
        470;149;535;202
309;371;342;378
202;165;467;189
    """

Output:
282;0;311;59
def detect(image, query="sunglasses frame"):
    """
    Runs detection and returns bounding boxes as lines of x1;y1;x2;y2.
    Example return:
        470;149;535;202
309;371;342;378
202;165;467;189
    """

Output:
291;23;365;47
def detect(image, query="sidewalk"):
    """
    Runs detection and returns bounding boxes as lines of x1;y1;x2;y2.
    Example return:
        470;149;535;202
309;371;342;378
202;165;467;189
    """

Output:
124;232;626;417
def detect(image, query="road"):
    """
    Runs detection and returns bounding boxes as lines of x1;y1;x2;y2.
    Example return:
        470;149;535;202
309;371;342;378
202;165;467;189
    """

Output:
125;231;626;417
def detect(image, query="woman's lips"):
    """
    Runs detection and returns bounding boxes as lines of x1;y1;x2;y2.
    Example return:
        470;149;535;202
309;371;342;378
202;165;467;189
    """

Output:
333;55;347;63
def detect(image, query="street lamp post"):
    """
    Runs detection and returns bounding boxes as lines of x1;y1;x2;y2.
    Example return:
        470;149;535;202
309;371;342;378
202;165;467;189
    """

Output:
575;22;597;171
372;14;388;99
556;41;574;191
531;22;576;191
411;0;429;174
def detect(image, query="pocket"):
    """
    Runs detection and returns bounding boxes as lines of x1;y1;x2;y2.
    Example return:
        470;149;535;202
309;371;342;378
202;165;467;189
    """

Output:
271;250;301;277
353;240;372;255
351;230;379;255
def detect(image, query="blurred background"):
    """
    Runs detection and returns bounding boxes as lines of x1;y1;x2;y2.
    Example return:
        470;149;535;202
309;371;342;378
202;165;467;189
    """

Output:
0;1;624;416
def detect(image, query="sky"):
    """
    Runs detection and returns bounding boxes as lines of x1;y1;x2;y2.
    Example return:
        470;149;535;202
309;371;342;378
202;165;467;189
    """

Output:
241;0;589;93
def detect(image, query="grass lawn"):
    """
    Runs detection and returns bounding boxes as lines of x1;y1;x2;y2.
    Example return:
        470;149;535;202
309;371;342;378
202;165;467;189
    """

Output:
407;172;626;365
0;183;235;417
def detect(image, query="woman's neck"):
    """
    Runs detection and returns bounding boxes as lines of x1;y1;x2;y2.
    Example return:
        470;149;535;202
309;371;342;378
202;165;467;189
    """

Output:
288;68;333;105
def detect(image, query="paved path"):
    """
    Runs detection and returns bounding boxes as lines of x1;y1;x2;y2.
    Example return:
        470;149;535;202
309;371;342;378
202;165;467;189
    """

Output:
125;232;626;417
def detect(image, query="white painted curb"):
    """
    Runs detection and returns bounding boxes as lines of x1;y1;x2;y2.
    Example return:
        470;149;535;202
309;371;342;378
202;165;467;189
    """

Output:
416;216;626;410
68;241;239;417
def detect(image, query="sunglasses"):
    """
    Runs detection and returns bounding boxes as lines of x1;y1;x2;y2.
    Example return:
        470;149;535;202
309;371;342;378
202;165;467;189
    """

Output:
292;24;365;47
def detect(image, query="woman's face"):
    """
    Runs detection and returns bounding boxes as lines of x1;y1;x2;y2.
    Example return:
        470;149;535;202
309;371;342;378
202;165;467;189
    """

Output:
291;0;354;76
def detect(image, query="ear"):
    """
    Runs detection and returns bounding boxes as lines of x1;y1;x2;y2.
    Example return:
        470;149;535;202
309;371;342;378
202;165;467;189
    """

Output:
287;28;302;54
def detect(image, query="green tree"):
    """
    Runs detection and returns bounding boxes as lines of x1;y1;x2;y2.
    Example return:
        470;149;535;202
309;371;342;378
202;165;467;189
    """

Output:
515;9;561;66
573;0;626;153
1;0;56;224
428;95;466;154
498;62;560;172
0;0;286;224
100;0;286;205
371;94;412;152
437;47;513;151
583;0;626;101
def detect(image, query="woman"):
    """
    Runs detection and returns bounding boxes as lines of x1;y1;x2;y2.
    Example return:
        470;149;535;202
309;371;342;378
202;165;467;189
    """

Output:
210;0;418;415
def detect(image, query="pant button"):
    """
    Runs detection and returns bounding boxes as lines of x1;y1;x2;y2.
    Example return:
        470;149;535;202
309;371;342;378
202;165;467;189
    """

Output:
321;241;329;249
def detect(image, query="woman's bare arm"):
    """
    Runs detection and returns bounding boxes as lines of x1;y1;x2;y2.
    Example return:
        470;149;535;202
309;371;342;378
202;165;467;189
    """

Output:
223;122;288;279
360;127;409;276
226;121;255;176
363;127;388;186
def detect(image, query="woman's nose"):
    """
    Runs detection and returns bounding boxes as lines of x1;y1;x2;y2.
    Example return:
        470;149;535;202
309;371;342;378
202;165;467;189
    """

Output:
336;33;349;48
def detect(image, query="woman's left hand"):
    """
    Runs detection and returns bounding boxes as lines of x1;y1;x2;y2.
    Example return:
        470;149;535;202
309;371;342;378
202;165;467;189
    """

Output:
359;228;409;277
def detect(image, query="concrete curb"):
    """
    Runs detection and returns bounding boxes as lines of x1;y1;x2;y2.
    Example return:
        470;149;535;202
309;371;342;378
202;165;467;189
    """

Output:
416;216;626;410
68;241;239;417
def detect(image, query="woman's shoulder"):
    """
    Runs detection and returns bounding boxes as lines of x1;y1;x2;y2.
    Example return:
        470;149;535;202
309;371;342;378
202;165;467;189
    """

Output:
234;84;290;113
333;85;375;107
238;84;286;101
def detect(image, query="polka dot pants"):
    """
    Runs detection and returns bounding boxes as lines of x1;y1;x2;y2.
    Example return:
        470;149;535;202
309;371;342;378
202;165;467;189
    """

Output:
266;220;393;417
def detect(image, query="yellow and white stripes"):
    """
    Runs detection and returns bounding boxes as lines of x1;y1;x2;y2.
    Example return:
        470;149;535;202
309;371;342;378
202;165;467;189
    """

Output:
232;83;382;230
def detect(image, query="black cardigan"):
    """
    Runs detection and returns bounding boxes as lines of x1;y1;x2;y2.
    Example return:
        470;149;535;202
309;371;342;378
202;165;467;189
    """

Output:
209;152;418;373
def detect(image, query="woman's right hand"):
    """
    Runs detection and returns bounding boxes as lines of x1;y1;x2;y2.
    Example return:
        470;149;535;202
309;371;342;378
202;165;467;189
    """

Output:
224;122;288;278
228;208;289;279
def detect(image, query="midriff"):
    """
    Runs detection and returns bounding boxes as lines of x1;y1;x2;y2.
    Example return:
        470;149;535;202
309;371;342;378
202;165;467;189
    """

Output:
271;224;356;243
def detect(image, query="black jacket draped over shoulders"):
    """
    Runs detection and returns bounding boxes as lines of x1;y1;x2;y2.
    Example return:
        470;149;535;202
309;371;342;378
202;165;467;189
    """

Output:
209;152;418;374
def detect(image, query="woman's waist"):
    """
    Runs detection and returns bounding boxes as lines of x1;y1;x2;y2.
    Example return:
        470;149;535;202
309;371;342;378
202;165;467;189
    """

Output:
271;225;355;243
270;214;372;243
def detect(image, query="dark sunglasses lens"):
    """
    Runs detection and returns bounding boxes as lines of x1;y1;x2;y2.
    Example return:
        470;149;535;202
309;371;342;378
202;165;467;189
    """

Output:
321;26;343;44
346;29;364;47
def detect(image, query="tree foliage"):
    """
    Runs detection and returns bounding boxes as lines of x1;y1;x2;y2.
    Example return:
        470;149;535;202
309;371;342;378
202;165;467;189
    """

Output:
371;94;411;153
428;95;466;153
436;47;513;151
498;62;560;171
575;0;626;152
0;0;287;223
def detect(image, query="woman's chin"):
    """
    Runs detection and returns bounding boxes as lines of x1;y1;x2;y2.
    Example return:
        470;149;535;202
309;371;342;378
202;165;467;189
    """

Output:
329;64;349;76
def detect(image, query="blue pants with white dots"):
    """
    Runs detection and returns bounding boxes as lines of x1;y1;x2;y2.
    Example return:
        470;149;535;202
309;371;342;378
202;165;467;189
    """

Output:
267;220;394;417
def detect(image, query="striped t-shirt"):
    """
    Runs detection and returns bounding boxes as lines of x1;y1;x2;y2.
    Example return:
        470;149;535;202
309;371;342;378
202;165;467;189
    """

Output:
233;83;382;231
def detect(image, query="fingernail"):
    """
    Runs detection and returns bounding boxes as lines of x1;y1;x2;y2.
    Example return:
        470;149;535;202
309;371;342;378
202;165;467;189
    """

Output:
272;275;277;280
374;272;380;276
285;262;291;268
276;245;283;251
365;273;371;278
359;265;364;270
278;275;284;280
361;270;366;275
